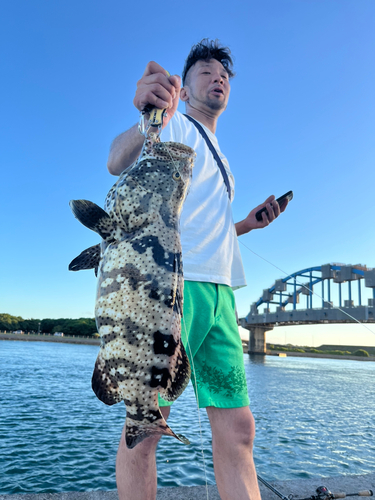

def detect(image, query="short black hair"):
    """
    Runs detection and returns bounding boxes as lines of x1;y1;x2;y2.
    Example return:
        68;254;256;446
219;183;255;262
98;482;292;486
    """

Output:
182;39;235;86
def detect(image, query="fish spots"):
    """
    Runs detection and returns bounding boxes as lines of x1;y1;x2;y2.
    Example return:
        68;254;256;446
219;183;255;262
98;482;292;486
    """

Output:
98;268;122;296
83;137;195;448
121;264;149;291
101;277;114;287
159;205;174;228
130;236;175;272
153;331;177;356
100;331;117;346
149;366;170;389
134;192;153;216
99;325;113;335
127;405;160;422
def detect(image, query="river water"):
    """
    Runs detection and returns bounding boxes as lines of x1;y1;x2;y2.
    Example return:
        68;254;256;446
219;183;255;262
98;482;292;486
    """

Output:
0;340;374;494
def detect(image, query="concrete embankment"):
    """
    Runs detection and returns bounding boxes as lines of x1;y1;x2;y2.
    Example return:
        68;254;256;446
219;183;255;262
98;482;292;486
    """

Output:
1;473;374;500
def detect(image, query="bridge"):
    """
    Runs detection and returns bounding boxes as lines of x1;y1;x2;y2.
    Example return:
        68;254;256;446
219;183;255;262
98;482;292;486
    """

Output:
240;263;375;354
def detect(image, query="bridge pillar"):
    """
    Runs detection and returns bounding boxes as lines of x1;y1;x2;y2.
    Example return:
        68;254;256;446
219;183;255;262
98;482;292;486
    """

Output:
248;326;273;355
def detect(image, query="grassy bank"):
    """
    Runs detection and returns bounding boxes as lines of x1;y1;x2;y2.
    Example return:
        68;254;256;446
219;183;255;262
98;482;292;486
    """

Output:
241;339;375;361
268;343;375;357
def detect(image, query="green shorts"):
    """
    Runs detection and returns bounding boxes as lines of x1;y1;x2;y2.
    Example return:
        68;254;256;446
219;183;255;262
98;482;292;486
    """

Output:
159;281;250;409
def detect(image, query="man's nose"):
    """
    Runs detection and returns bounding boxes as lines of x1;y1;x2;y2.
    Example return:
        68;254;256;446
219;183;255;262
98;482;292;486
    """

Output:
212;73;224;84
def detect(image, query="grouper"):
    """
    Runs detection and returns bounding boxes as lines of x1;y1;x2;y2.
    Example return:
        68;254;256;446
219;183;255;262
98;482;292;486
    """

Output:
69;134;195;448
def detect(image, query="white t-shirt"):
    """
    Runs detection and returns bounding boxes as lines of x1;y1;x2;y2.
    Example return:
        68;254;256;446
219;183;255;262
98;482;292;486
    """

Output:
160;110;247;289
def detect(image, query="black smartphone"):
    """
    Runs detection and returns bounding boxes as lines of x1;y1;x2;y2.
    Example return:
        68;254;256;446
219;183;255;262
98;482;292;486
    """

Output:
255;190;293;222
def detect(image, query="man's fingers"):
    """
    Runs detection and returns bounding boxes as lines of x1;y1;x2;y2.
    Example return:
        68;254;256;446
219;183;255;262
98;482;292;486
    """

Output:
143;82;174;105
134;62;182;124
134;73;180;111
168;74;181;90
142;61;170;78
134;93;168;112
261;212;270;226
272;200;281;218
263;195;275;205
134;84;174;111
265;201;280;222
139;73;177;96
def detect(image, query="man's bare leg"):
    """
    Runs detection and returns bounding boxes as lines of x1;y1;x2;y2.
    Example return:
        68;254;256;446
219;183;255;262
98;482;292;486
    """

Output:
116;406;170;500
207;406;261;500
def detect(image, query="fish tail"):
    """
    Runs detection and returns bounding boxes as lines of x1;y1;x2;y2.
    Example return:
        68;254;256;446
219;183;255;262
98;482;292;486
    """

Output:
125;412;190;449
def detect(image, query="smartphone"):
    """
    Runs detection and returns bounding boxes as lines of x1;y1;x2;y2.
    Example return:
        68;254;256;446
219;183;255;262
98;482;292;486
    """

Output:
255;190;293;222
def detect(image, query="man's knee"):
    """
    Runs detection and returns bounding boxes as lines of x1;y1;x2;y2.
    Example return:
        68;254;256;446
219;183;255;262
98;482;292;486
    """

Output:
231;408;256;447
208;406;256;448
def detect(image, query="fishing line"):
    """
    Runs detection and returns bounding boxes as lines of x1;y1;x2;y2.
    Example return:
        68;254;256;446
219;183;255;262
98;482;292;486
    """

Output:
162;141;211;500
181;312;210;500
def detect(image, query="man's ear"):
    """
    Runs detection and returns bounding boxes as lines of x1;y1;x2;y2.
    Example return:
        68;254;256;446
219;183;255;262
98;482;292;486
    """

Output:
180;86;189;102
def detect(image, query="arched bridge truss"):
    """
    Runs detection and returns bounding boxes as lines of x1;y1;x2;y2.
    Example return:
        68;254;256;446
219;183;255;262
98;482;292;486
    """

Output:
240;263;375;354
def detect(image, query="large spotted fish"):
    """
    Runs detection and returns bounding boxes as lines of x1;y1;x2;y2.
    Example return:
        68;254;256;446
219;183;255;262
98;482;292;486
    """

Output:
69;134;195;448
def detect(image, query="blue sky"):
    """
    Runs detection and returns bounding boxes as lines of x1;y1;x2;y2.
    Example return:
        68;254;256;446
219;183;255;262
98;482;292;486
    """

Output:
1;0;374;346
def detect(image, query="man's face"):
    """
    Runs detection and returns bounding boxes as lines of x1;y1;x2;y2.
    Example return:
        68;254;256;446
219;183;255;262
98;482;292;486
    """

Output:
183;59;231;113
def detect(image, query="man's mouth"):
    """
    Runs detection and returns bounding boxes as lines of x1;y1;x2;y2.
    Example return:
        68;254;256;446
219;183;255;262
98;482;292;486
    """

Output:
211;87;224;96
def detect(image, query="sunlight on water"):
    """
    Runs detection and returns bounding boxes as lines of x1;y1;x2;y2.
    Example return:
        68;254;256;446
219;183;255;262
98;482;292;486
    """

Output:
0;341;374;493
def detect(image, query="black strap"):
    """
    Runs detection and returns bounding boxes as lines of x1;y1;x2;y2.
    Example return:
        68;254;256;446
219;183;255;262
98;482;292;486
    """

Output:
184;114;231;200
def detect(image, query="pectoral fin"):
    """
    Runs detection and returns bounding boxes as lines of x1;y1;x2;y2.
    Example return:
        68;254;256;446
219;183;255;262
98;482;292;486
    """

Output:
91;352;122;406
69;244;101;276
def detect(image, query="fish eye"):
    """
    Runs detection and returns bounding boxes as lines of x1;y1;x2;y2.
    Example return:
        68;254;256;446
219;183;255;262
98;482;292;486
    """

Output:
172;171;181;181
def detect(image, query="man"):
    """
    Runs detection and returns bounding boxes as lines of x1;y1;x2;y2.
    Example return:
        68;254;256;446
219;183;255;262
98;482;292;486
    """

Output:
107;39;288;500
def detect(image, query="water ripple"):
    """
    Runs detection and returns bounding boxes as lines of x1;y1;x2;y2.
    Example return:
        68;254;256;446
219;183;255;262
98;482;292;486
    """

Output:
1;341;374;493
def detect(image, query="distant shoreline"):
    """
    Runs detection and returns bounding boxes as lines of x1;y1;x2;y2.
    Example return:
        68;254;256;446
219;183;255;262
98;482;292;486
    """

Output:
266;350;375;362
241;341;375;362
2;333;374;361
0;332;100;345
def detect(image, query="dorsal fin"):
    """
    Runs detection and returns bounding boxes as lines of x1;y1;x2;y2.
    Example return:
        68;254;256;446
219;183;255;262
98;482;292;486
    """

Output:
69;199;115;241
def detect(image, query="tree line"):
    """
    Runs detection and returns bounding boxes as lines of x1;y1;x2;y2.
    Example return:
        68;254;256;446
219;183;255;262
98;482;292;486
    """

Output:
0;313;97;337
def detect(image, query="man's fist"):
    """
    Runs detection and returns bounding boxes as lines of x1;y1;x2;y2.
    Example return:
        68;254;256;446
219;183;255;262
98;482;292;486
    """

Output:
133;61;181;128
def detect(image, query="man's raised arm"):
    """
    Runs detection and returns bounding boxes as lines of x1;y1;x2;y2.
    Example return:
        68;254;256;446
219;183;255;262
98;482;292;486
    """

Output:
107;61;181;176
107;125;144;176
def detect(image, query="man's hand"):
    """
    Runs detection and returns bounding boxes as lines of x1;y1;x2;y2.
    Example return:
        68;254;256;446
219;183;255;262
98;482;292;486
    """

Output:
235;195;289;236
133;61;181;128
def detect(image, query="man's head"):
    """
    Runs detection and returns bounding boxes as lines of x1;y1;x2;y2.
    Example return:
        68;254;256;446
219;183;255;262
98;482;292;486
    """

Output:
182;39;235;86
180;39;235;115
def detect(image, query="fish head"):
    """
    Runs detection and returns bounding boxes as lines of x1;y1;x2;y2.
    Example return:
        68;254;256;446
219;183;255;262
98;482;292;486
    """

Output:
129;139;195;212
